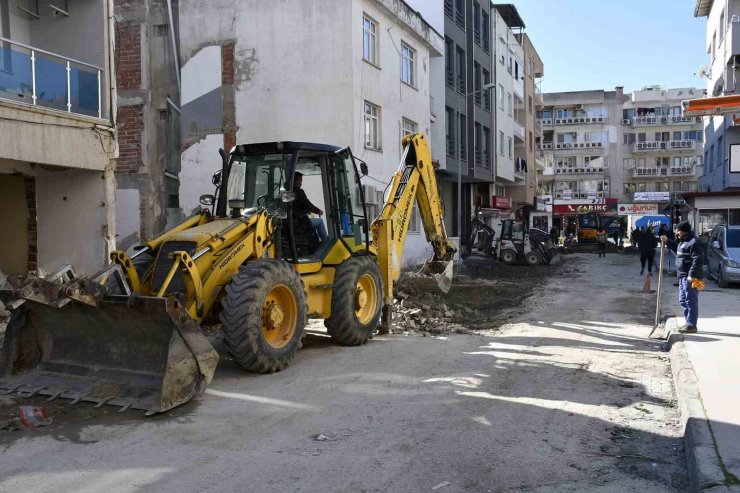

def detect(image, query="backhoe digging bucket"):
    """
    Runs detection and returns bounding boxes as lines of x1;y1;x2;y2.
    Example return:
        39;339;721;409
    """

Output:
418;259;454;294
0;293;218;414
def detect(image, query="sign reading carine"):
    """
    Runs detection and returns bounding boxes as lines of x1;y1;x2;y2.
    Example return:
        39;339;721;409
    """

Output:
617;203;659;216
633;191;670;202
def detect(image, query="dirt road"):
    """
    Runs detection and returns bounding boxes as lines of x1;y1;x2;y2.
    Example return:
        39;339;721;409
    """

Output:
0;253;685;492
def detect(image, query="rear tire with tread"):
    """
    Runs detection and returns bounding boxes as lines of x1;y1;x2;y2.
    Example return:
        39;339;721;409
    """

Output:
718;266;729;288
500;250;516;265
325;257;382;346
220;259;306;372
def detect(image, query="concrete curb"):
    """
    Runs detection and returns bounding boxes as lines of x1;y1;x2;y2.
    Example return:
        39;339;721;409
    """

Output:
667;315;739;492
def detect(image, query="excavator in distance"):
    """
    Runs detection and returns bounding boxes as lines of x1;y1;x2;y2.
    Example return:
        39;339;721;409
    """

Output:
0;133;456;414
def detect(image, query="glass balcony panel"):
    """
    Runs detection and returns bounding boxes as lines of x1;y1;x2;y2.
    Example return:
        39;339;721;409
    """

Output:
0;44;33;105
34;53;68;112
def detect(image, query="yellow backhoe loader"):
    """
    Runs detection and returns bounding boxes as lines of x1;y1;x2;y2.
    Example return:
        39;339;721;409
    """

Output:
0;133;455;414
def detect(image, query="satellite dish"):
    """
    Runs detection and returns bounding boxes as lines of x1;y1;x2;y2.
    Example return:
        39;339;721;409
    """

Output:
697;65;712;79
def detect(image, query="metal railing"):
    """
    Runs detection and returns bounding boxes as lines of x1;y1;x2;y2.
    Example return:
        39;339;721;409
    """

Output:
632;140;697;152
0;36;104;119
444;0;453;17
456;75;465;94
445;70;454;88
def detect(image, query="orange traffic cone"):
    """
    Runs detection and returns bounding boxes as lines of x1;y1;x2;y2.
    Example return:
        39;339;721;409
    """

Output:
641;271;653;293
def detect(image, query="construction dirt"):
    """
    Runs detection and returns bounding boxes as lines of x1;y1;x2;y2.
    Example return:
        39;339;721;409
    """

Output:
391;256;561;334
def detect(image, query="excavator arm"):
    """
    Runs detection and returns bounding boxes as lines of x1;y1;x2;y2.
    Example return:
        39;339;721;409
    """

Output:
370;133;457;331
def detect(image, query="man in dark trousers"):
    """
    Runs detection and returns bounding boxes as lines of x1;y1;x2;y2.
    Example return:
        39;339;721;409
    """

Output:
661;221;704;333
638;227;658;275
596;227;608;258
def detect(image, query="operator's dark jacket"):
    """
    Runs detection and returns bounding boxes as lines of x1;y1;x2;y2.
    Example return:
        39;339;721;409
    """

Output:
665;232;704;279
293;188;321;218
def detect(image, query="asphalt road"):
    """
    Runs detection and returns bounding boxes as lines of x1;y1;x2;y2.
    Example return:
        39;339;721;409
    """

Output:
0;253;686;492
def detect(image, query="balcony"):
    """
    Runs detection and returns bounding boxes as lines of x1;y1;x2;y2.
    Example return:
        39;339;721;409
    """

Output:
513;121;525;140
444;0;453;17
537;117;553;127
553;116;606;125
632;165;697;178
553;141;605;152
554;164;607;175
538;142;553;150
456;75;465;94
625;115;699;126
631;140;697;153
668;115;697;125
445;70;454;88
0;36;105;119
513;77;524;100
554;191;608;200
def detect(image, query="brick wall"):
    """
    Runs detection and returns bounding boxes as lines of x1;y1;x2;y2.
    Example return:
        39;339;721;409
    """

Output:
115;21;141;91
222;42;237;151
116;105;144;173
25;178;37;272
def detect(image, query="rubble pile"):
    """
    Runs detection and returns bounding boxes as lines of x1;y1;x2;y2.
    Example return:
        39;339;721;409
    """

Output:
388;272;484;335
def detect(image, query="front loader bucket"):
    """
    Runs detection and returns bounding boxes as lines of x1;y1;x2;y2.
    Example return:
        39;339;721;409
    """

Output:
0;294;218;414
418;259;454;294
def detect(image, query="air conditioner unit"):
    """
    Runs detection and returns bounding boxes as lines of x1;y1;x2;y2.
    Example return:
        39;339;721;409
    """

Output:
363;185;378;203
622;118;631;125
597;167;604;172
597;192;604;197
576;104;583;110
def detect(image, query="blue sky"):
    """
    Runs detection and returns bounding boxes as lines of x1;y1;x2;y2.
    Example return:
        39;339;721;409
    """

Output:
409;0;710;94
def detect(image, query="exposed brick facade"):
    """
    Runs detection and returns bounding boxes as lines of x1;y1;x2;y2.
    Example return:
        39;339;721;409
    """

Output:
25;178;37;272
114;21;141;91
116;104;144;173
222;42;237;151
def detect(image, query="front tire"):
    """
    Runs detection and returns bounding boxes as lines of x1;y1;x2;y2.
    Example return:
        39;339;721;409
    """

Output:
220;259;306;372
325;256;382;345
718;266;729;288
500;249;516;265
525;251;540;266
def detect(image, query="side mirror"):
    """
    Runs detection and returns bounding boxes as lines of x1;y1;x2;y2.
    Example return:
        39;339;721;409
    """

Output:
360;162;369;176
199;194;215;206
212;170;222;186
280;190;296;203
712;240;721;249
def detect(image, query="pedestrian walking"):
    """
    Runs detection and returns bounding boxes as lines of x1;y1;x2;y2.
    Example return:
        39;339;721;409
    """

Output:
638;227;658;275
661;221;704;333
596;227;608;258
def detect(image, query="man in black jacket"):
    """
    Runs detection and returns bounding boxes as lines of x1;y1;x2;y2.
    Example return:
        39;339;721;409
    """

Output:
638;227;658;275
661;221;703;333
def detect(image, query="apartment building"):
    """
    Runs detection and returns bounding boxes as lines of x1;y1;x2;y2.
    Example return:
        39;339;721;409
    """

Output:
693;0;740;229
0;0;117;275
442;0;495;240
536;86;704;231
175;0;442;266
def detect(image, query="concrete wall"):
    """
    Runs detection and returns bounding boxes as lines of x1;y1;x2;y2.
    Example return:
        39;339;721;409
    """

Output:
0;0;30;43
179;133;222;216
0;174;28;275
36;167;109;274
493;8;515;183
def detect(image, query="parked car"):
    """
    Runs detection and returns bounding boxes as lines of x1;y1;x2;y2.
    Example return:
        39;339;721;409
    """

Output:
707;225;740;288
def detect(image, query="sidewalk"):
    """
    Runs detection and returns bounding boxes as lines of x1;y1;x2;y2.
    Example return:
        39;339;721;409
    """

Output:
663;274;740;491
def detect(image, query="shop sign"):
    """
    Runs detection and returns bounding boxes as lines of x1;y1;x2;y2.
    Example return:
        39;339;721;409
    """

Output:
562;190;572;200
633;191;670;202
617;203;658;216
553;199;617;215
491;195;511;209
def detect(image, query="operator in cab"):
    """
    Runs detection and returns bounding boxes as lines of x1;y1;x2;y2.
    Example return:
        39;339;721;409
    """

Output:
293;172;328;243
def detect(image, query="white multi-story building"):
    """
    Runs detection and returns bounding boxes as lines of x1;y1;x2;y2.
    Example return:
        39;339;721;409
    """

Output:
536;86;703;232
176;0;442;266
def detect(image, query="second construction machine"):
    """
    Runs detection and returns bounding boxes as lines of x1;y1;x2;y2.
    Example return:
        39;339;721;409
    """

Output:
0;133;456;414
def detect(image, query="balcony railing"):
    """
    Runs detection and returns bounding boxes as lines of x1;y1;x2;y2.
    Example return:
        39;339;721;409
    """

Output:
554;164;607;175
445;70;454;88
554;191;608;200
444;0;453;17
474;88;481;106
0;36;104;119
553;116;606;125
455;9;464;29
632;140;697;152
456;75;465;94
474;28;481;45
553;141;604;151
446;138;455;157
632;165;697;178
513;121;525;140
537;117;553;126
483;150;490;168
625;115;699;126
538;142;553;150
483;91;491;111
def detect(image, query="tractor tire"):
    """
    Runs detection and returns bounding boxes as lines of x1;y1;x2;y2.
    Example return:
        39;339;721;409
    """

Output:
325;256;382;346
220;259;306;372
500;249;516;265
525;251;540;266
718;266;729;288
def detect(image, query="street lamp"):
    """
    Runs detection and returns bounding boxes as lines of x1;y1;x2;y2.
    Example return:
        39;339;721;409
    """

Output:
457;81;496;258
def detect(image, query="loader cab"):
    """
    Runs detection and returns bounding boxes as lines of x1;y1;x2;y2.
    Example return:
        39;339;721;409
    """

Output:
221;142;370;263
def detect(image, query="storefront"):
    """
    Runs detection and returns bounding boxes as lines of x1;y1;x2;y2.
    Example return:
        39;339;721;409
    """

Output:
552;199;618;241
683;191;740;234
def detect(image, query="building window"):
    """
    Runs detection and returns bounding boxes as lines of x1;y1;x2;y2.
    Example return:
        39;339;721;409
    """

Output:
528;95;533;114
401;117;418;140
508;136;513;158
456;46;465;94
498;130;505;155
444;38;454;87
363;15;378;66
401;42;416;87
474;62;481;105
459;113;466;161
474;123;482;165
364;101;381;150
498;37;506;64
499;84;504;109
481;11;490;52
473;1;481;44
483;126;491;167
507;92;512;116
445;107;455;157
482;69;491;110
